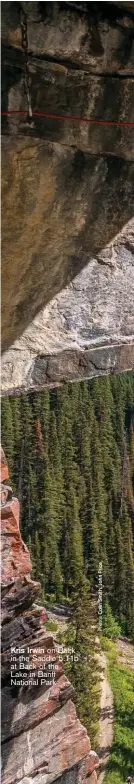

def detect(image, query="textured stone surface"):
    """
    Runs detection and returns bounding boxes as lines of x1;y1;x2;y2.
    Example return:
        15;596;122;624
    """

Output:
1;449;99;784
2;55;134;160
2;220;134;394
1;676;73;743
1;499;32;583
87;774;97;784
1;1;134;352
2;2;134;73
2;136;134;355
2;701;91;784
2;718;99;784
1;447;9;481
1;579;45;625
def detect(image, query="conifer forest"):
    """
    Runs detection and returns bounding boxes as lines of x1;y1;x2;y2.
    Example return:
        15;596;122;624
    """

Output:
2;372;134;641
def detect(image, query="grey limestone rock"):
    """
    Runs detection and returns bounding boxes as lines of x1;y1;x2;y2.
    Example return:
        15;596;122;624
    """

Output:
2;220;134;394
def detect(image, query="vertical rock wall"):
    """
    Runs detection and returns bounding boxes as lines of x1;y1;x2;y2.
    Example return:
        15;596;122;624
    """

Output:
1;448;100;784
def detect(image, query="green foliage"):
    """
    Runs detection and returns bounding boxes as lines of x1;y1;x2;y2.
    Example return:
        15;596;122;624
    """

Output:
1;372;134;628
45;593;56;605
1;373;134;767
1;397;14;480
101;636;117;664
45;620;58;632
103;642;134;784
103;601;121;640
66;576;101;746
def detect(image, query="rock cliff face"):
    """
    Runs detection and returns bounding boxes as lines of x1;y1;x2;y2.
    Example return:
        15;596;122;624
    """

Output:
1;1;134;352
1;447;99;784
2;218;134;394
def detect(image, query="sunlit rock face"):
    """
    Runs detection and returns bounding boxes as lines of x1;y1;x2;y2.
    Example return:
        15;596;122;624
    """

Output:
1;448;9;482
2;219;134;395
1;447;100;784
1;1;134;353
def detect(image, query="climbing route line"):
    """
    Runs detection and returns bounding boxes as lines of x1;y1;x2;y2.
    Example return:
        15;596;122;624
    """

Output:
1;111;134;127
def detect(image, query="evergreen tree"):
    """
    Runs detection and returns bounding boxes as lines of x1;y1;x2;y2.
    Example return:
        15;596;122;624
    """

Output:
90;414;109;588
103;600;121;639
19;395;37;538
1;371;134;632
114;520;126;620
129;423;134;499
1;397;14;480
106;499;116;605
10;397;22;495
33;530;42;582
51;551;63;601
68;575;101;745
63;483;83;595
48;410;65;540
27;534;35;578
121;502;134;635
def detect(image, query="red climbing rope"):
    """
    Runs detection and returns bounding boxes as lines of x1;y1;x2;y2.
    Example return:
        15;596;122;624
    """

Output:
1;110;134;127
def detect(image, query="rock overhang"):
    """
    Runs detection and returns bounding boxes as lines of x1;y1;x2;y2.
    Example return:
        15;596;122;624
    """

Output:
1;0;134;356
2;219;134;395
